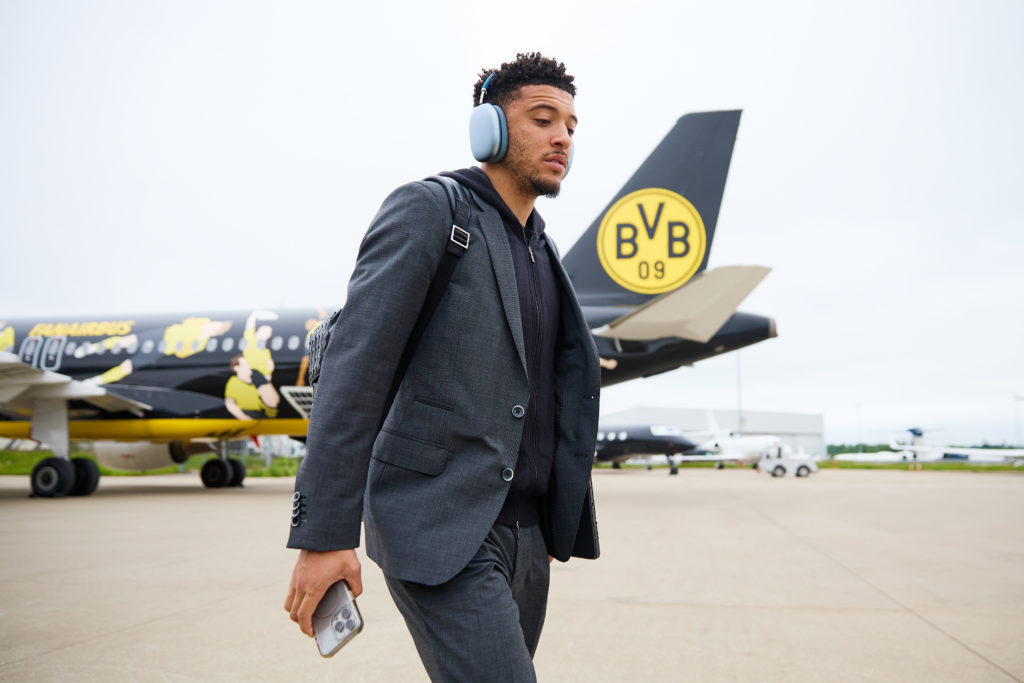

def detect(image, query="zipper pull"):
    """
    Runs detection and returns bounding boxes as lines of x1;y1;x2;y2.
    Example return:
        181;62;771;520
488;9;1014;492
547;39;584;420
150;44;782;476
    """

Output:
527;245;535;263
515;519;520;540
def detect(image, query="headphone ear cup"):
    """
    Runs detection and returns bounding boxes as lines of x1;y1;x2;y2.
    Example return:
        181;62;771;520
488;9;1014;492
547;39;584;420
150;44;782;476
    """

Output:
469;104;508;162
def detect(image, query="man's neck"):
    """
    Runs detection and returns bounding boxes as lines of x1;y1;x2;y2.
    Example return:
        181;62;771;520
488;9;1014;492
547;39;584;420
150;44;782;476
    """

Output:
481;164;536;226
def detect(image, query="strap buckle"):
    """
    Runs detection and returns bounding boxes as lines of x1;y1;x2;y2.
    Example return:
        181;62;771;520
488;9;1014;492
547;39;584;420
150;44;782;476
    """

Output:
450;225;470;250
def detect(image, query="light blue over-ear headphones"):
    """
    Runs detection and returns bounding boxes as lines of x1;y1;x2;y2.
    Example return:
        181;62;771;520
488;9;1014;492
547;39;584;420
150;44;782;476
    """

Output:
469;74;508;162
468;73;574;174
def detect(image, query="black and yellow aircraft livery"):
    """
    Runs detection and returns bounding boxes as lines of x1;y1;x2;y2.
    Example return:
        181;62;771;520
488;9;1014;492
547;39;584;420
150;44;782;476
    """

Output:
0;110;777;498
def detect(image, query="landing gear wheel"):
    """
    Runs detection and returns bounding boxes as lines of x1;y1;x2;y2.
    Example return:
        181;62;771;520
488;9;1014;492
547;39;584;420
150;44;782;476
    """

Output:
611;461;621;469
228;458;246;487
796;465;810;478
715;461;725;470
31;458;76;497
772;465;785;478
201;459;233;488
669;465;679;475
70;458;100;496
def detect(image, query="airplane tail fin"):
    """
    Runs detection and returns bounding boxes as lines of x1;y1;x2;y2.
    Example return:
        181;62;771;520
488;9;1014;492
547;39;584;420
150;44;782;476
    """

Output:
563;110;742;307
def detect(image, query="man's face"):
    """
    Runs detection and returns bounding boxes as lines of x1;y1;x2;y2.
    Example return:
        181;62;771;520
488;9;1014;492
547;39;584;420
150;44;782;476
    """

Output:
233;357;252;382
500;85;576;198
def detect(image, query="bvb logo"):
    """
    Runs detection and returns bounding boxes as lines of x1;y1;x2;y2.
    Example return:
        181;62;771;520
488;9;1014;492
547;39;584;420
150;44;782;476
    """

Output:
596;188;707;295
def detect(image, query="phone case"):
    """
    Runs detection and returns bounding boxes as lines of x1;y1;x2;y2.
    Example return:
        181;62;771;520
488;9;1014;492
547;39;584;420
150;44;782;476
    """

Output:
312;580;363;657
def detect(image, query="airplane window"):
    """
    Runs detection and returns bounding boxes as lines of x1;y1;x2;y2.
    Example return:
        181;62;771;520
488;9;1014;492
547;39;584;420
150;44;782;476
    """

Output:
126;339;138;354
271;336;283;351
239;338;248;351
95;344;105;355
596;432;605;441
191;340;200;352
64;341;77;356
157;340;167;353
176;340;185;353
606;433;616;441
206;338;218;352
142;339;155;353
304;336;310;350
110;344;121;355
287;336;300;351
222;337;235;352
257;339;266;350
618;431;627;440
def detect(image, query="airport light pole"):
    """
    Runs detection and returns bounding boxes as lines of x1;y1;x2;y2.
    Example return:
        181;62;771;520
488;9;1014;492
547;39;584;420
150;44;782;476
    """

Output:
1015;395;1024;447
736;350;743;435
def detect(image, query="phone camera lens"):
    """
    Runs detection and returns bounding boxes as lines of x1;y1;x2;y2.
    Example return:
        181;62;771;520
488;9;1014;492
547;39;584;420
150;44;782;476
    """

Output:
341;607;351;619
345;619;355;630
333;620;345;633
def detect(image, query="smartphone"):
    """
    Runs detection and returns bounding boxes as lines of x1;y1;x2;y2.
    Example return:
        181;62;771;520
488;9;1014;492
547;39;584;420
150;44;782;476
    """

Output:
312;580;363;657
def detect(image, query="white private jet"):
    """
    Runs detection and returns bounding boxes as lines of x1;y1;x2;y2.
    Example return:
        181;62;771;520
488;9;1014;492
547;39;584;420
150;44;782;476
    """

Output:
835;429;1024;465
693;412;784;465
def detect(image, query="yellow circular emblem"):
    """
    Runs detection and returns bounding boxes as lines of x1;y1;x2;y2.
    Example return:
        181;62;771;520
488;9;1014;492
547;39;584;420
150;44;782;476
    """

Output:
596;188;707;295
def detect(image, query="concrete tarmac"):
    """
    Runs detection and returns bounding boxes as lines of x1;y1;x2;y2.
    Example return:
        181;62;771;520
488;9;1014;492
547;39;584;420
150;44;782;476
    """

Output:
1;468;1022;682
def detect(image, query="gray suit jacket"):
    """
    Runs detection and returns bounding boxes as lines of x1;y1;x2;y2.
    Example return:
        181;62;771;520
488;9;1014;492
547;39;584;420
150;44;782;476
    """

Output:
288;179;601;586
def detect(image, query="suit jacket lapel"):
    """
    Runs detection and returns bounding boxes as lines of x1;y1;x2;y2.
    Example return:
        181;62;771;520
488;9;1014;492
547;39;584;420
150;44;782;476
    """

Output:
471;195;528;374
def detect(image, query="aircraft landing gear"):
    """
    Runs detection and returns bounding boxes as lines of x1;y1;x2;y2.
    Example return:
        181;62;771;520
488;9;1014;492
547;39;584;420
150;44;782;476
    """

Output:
611;461;621;469
201;459;234;488
228;458;246;487
70;458;100;496
30;458;75;497
666;454;679;475
200;441;247;489
29;456;102;498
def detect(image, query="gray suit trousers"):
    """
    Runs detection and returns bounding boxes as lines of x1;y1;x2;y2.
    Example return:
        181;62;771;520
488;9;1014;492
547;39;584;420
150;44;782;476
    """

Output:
384;524;550;682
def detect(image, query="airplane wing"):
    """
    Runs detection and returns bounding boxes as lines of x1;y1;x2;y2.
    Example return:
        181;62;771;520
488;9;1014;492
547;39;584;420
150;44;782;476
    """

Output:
591;265;771;343
0;351;150;417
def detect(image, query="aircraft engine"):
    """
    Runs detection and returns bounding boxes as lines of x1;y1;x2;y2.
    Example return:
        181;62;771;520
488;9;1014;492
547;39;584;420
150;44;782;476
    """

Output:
91;441;215;471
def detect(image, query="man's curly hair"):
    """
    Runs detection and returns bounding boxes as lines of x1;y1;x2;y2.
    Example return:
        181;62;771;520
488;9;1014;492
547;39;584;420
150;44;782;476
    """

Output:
472;53;576;109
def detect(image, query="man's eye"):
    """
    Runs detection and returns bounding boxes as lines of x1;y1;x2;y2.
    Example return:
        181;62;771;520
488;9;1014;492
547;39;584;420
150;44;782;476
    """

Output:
536;118;550;125
567;128;575;137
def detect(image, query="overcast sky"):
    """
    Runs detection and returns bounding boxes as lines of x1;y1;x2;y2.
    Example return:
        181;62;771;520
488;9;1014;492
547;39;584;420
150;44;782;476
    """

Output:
2;0;1022;447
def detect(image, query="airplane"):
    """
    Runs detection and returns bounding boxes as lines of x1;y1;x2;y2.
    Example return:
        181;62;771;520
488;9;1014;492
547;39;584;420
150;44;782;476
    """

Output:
595;424;698;474
835;428;1024;466
689;411;783;466
0;110;778;498
595;422;763;475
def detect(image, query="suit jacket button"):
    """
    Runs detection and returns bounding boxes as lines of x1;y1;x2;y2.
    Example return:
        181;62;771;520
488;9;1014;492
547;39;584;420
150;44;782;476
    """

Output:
511;405;525;419
502;467;514;482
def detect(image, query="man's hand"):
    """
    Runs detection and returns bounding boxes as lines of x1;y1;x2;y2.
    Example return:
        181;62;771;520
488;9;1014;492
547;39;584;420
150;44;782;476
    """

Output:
285;548;362;637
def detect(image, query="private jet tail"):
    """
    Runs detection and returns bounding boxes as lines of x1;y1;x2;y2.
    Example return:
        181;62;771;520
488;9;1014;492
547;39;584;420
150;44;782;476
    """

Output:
564;110;744;309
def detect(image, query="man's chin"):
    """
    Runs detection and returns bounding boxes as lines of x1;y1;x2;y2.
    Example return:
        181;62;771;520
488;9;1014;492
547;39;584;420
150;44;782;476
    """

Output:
531;177;562;199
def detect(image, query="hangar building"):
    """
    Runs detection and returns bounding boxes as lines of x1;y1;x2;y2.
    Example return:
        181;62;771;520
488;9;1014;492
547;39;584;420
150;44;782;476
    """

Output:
600;406;825;457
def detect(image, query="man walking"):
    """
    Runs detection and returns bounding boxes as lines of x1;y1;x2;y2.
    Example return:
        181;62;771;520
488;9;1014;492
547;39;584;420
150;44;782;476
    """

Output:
285;52;600;682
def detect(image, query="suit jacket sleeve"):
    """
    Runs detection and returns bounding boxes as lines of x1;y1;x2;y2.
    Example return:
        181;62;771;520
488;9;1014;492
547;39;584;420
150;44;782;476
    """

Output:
288;181;450;550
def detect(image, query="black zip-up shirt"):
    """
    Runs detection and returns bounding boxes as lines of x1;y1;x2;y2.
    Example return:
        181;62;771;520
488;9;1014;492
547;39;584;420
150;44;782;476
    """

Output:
444;168;561;528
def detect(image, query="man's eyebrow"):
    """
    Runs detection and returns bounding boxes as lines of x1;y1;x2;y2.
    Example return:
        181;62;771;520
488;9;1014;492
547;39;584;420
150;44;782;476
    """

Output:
528;103;578;125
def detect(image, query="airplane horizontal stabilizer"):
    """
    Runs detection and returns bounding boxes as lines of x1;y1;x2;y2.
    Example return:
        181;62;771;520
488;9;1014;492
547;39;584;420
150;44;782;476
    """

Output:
591;265;770;343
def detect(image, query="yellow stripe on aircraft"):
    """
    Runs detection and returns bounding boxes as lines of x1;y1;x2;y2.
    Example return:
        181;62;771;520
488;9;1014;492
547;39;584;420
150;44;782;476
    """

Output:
0;419;309;441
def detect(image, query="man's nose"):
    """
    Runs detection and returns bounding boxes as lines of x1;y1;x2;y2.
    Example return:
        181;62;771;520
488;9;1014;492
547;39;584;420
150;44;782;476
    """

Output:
553;124;572;150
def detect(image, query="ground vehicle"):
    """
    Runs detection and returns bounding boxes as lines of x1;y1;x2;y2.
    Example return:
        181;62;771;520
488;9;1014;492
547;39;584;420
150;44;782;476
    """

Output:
758;445;819;478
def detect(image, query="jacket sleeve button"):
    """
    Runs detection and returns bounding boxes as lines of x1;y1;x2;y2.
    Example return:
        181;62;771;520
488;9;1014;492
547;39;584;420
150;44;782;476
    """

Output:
511;405;525;419
502;467;514;482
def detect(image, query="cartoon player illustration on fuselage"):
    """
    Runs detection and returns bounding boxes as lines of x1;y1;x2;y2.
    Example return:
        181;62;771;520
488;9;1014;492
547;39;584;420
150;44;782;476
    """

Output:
0;322;14;354
224;354;280;420
222;311;281;421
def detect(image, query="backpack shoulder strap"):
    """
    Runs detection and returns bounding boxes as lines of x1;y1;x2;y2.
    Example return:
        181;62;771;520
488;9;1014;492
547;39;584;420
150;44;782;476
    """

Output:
379;176;471;428
308;176;473;434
